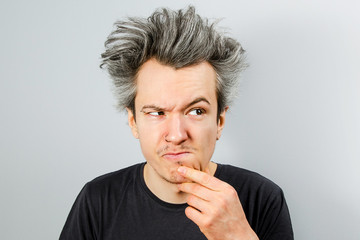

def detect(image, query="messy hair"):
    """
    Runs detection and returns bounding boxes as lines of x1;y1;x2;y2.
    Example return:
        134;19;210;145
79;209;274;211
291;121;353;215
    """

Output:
100;6;246;119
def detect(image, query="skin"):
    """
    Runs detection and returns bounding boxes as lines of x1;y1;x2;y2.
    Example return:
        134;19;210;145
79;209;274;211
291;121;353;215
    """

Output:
177;166;259;240
127;58;258;239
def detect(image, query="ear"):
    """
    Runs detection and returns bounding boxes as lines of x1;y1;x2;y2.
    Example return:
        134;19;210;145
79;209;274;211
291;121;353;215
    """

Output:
216;106;228;140
126;108;139;139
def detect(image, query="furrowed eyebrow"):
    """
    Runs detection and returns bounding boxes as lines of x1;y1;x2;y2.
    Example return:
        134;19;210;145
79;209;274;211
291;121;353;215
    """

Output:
184;97;210;109
140;97;210;113
140;105;166;113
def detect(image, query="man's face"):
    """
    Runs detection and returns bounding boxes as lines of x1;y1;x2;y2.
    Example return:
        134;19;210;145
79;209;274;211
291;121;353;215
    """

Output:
127;58;226;184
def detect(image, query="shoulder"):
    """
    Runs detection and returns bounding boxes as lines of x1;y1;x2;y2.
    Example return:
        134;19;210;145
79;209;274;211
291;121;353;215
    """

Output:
216;164;293;239
216;163;283;196
90;163;142;184
83;163;143;196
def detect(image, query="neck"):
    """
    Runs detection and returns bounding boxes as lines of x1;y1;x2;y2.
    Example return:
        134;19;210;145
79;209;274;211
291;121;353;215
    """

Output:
143;162;217;204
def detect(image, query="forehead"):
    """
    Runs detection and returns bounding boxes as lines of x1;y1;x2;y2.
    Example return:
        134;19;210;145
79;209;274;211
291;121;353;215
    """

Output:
135;59;217;107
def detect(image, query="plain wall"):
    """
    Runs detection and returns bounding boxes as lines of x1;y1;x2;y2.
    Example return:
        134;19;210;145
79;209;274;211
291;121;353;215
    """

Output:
0;0;359;239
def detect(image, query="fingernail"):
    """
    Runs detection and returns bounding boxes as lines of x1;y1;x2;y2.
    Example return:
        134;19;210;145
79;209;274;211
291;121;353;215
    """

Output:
177;166;186;174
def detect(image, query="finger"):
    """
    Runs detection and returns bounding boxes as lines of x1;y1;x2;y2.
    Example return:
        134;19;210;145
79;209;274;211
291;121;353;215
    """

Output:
177;166;224;191
186;193;211;214
185;206;204;227
178;182;212;201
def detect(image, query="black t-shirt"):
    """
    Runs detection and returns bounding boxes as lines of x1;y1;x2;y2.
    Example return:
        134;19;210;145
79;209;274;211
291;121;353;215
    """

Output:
60;163;293;240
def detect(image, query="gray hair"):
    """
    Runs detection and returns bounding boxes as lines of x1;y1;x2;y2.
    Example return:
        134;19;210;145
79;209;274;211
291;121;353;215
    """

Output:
100;6;246;118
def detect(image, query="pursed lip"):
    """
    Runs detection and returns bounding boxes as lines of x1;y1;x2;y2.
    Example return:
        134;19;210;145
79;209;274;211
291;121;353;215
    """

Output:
162;151;191;160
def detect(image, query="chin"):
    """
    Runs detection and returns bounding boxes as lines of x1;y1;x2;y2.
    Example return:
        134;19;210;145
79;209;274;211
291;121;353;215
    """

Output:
167;176;191;184
166;169;190;184
171;160;201;170
159;160;202;183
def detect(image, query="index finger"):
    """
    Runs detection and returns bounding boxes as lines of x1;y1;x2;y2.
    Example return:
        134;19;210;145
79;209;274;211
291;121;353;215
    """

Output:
177;166;224;191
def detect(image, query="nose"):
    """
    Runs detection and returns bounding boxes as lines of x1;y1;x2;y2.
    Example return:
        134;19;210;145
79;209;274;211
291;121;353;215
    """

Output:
164;114;188;145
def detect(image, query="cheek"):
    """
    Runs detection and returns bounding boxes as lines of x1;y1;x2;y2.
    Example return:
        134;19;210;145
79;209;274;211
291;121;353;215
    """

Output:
137;124;163;155
194;123;218;154
200;119;219;139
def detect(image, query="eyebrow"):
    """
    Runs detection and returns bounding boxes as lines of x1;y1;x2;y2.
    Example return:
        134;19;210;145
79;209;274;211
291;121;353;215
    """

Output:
185;97;210;109
140;97;210;112
140;105;164;112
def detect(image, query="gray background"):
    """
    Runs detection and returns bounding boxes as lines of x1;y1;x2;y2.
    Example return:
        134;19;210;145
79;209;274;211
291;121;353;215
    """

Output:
1;0;359;239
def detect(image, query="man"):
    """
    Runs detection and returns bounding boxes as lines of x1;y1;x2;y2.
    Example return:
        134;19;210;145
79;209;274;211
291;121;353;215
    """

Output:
60;6;293;240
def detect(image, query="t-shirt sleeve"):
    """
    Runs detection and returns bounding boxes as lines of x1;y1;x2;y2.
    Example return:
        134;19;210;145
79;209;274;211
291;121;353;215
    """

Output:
258;187;294;240
216;164;294;240
59;183;98;240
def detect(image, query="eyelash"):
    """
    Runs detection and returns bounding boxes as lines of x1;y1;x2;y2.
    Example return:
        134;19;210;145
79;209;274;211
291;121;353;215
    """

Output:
145;108;206;117
188;108;205;116
148;111;165;116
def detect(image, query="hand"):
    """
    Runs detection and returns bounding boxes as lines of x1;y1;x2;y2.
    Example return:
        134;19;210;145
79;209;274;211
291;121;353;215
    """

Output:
177;166;259;240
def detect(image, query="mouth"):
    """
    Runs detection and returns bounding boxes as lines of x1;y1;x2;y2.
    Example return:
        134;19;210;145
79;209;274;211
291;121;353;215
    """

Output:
162;152;191;161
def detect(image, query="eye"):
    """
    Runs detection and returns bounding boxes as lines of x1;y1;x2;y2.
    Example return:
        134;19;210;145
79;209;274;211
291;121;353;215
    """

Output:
188;108;205;116
148;111;165;116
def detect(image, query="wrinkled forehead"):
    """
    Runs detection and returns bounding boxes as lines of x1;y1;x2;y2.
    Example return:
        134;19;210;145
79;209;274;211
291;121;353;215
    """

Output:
135;59;218;107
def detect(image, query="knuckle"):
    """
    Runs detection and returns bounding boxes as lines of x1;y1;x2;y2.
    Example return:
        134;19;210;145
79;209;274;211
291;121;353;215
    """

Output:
225;185;237;196
202;218;213;229
230;189;237;197
218;198;227;208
